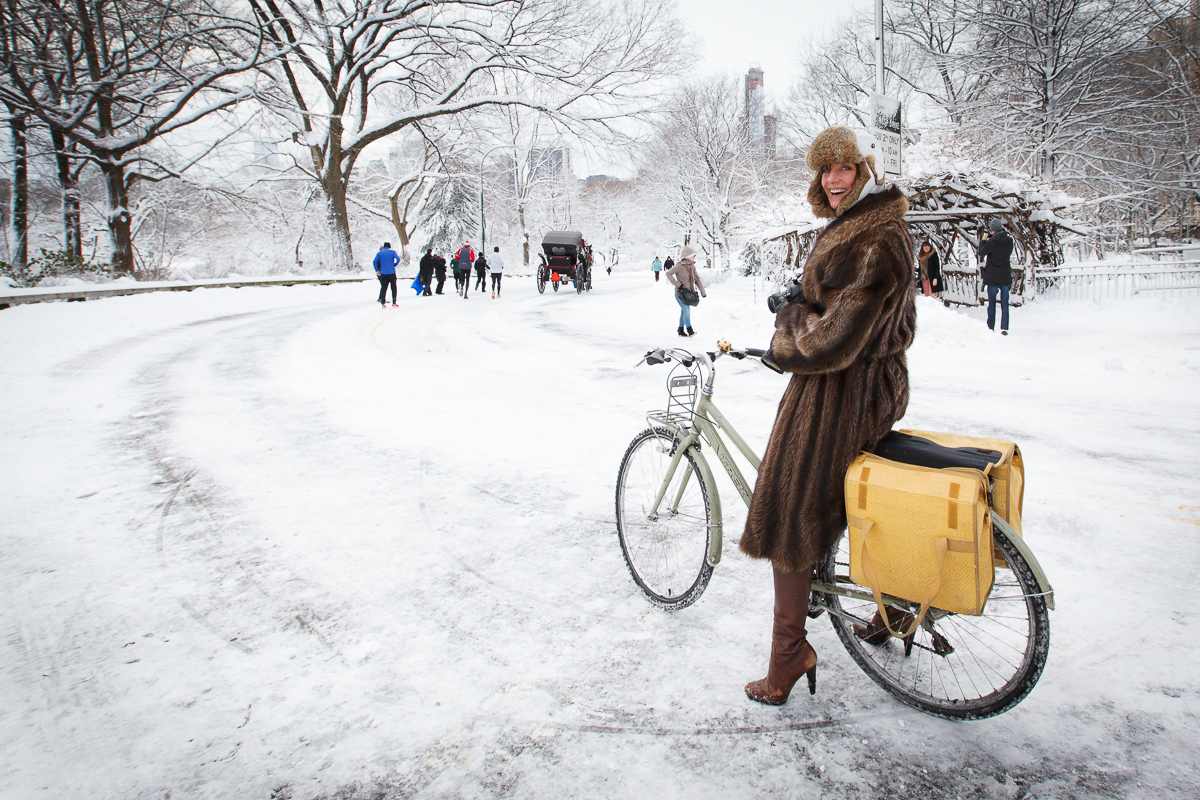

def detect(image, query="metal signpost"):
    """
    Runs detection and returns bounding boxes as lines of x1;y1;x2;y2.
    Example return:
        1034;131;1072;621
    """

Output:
872;0;901;177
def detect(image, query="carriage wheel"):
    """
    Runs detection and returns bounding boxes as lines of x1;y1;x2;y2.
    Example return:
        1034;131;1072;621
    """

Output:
536;266;546;294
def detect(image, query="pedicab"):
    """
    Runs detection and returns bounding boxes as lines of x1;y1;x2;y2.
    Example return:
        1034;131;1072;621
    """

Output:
537;230;593;294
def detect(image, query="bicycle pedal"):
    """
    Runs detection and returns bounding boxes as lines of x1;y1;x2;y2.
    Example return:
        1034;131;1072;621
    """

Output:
931;630;955;657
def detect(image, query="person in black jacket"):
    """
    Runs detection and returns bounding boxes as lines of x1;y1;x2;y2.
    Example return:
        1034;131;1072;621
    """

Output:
433;252;447;294
418;248;435;296
977;219;1014;334
474;251;488;292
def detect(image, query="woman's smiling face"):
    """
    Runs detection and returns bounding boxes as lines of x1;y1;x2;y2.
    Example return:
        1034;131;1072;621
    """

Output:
822;162;858;210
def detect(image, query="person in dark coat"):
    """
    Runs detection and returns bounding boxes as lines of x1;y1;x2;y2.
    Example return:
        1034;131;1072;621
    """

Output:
977;219;1014;334
474;251;488;292
373;242;400;306
917;241;941;297
663;255;674;276
433;252;447;294
419;248;436;296
741;126;916;707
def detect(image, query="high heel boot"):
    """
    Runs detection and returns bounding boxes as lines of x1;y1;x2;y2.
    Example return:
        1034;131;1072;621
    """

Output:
745;564;818;705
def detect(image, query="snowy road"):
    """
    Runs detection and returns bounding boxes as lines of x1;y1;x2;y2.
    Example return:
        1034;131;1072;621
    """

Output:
2;274;1198;798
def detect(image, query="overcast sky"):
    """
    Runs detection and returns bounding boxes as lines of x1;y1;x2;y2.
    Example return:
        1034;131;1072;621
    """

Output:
673;0;873;103
576;0;873;177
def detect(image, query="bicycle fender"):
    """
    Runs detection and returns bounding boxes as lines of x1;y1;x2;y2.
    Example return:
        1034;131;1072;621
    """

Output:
991;511;1055;611
687;444;724;567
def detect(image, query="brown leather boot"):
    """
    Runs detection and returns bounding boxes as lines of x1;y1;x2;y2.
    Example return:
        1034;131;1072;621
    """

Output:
853;606;917;645
745;565;818;705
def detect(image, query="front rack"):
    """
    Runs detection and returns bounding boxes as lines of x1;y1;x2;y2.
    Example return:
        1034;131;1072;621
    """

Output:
646;366;699;431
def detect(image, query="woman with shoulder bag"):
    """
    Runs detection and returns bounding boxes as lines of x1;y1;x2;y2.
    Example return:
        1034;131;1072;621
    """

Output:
665;245;706;337
740;126;917;705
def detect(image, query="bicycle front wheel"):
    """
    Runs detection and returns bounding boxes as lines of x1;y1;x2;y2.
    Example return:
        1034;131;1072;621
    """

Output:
816;528;1050;719
616;427;713;610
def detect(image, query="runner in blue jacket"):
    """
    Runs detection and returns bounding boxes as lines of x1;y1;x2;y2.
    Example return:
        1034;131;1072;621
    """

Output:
374;243;400;306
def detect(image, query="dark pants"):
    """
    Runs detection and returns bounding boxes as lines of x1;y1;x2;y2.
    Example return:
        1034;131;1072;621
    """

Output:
475;267;486;291
491;273;502;294
435;268;446;294
986;285;1010;331
377;273;397;304
654;271;660;281
419;269;433;295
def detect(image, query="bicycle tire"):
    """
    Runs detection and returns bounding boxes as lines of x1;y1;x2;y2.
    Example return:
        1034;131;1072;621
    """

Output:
815;528;1050;719
615;427;714;610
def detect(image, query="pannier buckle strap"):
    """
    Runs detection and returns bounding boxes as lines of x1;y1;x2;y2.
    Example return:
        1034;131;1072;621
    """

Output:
849;515;947;640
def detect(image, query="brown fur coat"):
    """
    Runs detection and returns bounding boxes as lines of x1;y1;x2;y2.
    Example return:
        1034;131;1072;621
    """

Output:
740;186;917;572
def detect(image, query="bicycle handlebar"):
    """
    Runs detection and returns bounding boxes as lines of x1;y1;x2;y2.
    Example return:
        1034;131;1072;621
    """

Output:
637;342;782;374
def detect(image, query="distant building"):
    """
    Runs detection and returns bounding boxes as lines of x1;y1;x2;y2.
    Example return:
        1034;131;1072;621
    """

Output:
743;64;765;149
530;145;571;183
500;144;573;189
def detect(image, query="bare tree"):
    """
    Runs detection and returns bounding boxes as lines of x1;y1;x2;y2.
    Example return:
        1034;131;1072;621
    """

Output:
3;102;26;268
247;0;680;271
642;75;768;268
972;0;1151;185
0;0;266;273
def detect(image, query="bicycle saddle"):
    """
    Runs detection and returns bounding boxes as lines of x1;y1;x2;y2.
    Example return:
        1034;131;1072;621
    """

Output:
871;431;1002;472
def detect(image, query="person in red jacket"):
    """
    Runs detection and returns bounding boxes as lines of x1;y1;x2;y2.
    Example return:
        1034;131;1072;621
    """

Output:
455;241;476;298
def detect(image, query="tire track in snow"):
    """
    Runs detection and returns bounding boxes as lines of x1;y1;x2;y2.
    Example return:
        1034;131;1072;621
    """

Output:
155;468;253;654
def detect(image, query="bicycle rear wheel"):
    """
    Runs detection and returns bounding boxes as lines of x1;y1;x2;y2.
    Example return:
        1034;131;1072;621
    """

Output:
815;529;1049;719
616;427;713;609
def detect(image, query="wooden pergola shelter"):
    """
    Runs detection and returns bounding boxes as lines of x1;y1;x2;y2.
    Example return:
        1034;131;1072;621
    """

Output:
761;171;1087;306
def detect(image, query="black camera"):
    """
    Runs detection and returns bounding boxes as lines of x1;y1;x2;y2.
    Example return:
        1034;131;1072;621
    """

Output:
767;281;805;314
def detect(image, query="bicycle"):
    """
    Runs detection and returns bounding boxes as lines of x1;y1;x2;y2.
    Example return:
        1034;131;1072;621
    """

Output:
615;341;1054;719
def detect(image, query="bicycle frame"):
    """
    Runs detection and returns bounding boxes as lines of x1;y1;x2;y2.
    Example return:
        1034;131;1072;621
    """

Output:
645;354;761;568
641;347;1054;607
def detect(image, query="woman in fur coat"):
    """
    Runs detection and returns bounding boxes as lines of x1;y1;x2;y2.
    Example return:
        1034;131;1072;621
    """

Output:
741;126;917;705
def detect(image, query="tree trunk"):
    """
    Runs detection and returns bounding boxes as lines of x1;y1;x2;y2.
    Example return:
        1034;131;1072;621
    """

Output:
9;112;28;270
519;202;529;266
321;169;355;271
320;120;355;272
50;126;82;259
389;191;411;267
100;158;134;274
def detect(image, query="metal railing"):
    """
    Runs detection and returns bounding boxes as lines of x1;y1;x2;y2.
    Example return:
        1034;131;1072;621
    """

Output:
1034;261;1200;301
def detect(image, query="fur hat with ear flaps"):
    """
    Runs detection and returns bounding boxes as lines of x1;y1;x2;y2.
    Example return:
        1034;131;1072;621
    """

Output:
805;126;886;218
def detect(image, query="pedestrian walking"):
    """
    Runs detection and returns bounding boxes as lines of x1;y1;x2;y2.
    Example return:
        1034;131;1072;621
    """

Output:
451;254;462;293
651;256;662;281
455;242;476;298
977;219;1014;334
373;242;400;307
474;251;488;292
419;248;435;297
663;255;674;276
739;125;916;707
664;245;706;337
917;242;942;297
434;252;447;295
489;246;505;298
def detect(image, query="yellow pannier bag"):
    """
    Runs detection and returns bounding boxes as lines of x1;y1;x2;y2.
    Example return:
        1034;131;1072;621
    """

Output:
900;429;1024;536
845;453;995;636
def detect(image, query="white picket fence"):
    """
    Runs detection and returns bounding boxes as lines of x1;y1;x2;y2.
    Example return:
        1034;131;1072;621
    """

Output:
1034;261;1200;301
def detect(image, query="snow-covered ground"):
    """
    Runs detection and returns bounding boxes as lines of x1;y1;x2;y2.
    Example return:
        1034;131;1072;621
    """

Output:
1;274;1197;799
